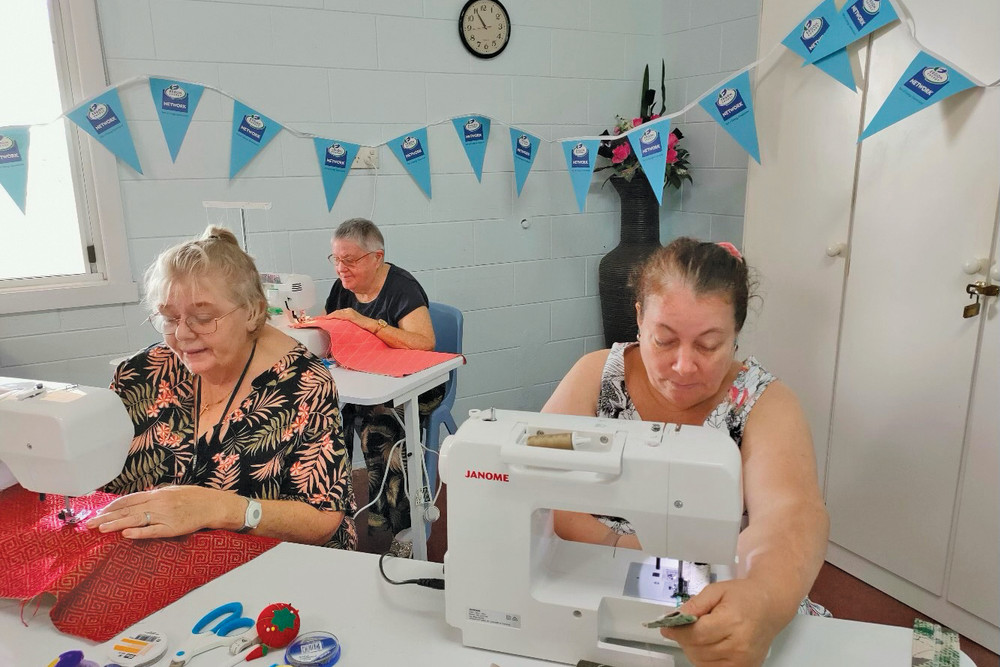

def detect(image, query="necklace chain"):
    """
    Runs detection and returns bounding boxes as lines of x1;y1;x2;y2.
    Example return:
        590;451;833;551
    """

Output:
196;341;258;421
199;395;227;416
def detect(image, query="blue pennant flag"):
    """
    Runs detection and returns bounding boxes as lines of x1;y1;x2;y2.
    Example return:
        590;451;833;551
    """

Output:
229;101;281;179
149;78;205;162
388;128;432;198
781;0;856;91
699;71;761;164
0;127;29;213
561;139;600;213
66;88;142;174
452;115;491;182
625;118;672;206
860;51;977;141
804;0;899;65
509;127;540;197
313;138;360;211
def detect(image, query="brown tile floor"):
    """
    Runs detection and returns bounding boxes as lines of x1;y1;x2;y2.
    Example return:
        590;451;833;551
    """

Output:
354;470;998;666
352;468;448;561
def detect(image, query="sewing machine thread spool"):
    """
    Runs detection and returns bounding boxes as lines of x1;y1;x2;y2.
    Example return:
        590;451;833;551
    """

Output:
525;433;582;449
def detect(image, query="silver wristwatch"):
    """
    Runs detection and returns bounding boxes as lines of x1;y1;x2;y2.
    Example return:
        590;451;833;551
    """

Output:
238;497;262;533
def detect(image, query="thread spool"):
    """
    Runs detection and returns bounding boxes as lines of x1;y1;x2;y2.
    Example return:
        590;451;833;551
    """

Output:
526;433;575;449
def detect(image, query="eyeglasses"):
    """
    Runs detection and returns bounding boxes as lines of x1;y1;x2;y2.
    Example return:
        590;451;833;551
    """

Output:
147;306;241;335
327;250;375;268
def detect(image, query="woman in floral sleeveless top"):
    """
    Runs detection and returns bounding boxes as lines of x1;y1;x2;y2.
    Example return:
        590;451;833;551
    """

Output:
544;238;829;666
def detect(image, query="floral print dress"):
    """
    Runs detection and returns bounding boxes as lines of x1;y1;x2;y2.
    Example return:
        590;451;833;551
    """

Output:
107;343;356;550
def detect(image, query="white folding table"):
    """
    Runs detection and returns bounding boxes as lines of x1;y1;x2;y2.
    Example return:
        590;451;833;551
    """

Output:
328;356;464;561
0;544;975;666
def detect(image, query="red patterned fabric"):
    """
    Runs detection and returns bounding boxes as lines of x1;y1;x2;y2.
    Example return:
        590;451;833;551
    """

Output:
0;485;278;641
296;318;462;377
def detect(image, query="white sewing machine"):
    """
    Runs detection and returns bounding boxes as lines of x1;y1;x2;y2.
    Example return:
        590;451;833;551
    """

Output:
0;377;132;521
261;272;330;358
439;408;743;667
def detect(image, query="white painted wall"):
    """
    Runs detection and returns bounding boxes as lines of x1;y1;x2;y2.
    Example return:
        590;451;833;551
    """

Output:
0;0;758;419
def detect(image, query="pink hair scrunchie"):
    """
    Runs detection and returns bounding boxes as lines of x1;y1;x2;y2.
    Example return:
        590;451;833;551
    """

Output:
716;242;743;262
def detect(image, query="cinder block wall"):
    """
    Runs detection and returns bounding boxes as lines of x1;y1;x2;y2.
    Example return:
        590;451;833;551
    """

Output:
658;0;759;246
0;0;758;419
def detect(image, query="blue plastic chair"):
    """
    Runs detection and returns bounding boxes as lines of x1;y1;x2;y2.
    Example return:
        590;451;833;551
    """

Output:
423;302;463;491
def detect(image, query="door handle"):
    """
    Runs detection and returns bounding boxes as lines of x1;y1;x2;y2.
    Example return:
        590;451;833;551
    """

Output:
826;243;847;258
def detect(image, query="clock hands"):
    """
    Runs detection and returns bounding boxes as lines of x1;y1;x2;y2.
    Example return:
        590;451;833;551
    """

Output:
475;8;488;29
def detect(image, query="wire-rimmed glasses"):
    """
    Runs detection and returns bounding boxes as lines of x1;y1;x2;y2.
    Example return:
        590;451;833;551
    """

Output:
147;306;241;335
326;250;375;268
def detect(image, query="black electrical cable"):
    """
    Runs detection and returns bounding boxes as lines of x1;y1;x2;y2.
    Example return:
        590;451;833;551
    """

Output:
378;551;445;590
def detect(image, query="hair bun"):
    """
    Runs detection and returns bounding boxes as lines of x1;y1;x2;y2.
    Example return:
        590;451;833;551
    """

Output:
201;226;238;245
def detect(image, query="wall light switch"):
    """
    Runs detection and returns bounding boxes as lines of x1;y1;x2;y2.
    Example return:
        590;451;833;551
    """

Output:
352;146;379;169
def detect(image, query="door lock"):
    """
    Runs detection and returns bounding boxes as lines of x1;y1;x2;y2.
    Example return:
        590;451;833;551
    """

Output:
963;281;999;318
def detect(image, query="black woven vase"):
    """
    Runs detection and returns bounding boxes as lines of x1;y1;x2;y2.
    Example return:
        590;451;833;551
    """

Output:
598;175;662;348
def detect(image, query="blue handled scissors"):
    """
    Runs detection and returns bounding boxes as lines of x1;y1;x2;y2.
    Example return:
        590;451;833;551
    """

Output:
168;601;256;667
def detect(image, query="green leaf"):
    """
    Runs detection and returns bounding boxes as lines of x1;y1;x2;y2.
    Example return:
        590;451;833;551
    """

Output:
660;59;667;115
640;64;650;117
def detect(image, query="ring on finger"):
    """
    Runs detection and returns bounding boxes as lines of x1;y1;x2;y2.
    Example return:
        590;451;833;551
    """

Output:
143;511;151;527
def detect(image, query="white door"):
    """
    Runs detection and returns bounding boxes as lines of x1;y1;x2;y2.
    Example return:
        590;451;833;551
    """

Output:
742;0;868;486
824;0;1000;596
946;238;999;625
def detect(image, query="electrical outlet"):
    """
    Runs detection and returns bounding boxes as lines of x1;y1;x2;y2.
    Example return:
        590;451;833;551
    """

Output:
352;146;379;169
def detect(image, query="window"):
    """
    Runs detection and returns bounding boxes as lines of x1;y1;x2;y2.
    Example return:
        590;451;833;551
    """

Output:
0;0;136;314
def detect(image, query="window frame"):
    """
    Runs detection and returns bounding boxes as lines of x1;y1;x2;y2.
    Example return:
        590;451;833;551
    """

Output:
0;0;137;315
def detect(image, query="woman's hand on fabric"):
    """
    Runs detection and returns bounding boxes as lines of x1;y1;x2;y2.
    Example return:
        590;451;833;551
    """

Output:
85;485;239;539
322;308;367;328
659;578;785;667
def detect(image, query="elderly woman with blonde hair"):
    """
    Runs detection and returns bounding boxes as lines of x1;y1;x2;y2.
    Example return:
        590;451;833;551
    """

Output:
87;226;356;550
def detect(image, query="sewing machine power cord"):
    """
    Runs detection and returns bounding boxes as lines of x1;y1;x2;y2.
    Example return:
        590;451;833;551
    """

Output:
378;552;445;590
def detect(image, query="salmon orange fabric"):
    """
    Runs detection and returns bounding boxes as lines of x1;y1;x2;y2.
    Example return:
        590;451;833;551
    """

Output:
295;318;462;377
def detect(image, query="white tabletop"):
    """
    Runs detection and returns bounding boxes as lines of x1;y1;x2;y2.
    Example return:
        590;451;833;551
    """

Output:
327;356;464;406
0;544;974;667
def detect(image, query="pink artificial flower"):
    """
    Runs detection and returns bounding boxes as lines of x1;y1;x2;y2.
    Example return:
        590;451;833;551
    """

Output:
632;117;642;128
611;143;632;164
666;147;678;164
667;132;679;149
650;114;660;121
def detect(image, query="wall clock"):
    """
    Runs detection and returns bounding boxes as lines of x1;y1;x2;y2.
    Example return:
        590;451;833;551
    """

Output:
459;0;510;59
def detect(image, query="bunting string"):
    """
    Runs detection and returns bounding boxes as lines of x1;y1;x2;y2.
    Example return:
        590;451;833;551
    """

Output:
1;0;996;216
12;0;997;146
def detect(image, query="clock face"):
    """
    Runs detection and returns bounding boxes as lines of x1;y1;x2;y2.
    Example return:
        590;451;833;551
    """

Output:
459;0;510;59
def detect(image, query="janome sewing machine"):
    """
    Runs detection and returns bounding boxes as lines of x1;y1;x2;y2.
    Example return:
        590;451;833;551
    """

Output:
438;408;743;667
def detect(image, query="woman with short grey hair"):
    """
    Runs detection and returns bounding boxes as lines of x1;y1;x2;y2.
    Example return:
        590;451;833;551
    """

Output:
320;217;441;537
